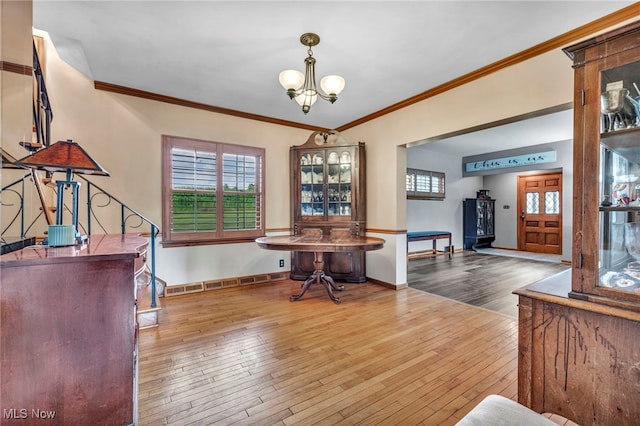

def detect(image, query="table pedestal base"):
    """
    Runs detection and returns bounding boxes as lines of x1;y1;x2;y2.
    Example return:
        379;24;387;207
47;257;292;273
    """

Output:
290;252;344;304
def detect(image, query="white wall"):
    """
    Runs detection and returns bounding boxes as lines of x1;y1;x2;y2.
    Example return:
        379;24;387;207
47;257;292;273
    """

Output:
406;148;482;253
482;173;519;249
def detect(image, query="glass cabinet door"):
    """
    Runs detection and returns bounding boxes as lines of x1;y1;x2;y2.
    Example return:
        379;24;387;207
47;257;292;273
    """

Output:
300;152;325;216
327;149;352;217
299;148;353;218
476;202;485;236
598;59;640;295
485;201;494;236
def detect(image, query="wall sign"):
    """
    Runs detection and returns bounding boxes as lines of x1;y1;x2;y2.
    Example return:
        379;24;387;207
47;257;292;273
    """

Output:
464;150;556;172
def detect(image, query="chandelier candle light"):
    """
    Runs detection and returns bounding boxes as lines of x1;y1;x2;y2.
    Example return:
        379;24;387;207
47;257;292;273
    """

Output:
279;33;345;114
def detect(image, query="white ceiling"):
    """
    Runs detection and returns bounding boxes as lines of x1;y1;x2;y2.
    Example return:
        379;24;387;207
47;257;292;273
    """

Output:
412;107;575;157
32;1;633;155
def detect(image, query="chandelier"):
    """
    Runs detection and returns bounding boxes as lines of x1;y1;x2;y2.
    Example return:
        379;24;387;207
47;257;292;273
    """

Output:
279;33;345;114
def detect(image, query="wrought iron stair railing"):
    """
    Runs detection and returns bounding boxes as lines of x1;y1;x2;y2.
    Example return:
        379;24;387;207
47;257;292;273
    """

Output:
32;39;53;150
0;170;161;310
75;173;160;308
1;172;38;253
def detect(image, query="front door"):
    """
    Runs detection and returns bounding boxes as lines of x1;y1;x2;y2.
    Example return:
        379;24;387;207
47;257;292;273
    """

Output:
517;172;562;254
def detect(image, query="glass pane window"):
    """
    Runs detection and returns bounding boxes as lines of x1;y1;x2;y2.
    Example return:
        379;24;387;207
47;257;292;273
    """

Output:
415;174;431;192
162;136;265;244
406;174;415;192
545;191;560;214
171;192;216;232
526;192;539;214
406;168;445;200
222;153;260;231
170;148;216;233
171;148;216;191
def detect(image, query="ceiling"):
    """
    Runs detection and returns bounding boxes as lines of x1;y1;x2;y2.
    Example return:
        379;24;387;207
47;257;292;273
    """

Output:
32;1;634;155
413;107;575;157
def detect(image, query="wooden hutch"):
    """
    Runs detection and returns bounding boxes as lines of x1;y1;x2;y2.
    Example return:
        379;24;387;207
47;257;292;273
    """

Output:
515;22;640;425
289;131;367;282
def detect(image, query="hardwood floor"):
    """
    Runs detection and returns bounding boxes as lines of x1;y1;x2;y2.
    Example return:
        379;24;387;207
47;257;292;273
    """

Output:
138;279;518;425
408;251;570;318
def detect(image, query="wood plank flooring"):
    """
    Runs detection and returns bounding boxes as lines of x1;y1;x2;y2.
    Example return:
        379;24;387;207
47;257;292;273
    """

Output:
138;279;518;425
408;251;570;318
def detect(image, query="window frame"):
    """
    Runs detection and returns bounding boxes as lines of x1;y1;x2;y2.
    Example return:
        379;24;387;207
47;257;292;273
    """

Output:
406;168;446;200
161;135;265;246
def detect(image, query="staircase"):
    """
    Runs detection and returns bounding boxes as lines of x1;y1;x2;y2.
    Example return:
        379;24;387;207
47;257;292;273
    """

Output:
1;40;164;327
137;268;166;329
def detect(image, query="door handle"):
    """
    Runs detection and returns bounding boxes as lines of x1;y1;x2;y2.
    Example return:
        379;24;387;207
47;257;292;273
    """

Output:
520;210;525;220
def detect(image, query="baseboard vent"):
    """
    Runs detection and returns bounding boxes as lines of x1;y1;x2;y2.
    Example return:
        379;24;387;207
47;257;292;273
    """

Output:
223;278;239;287
204;280;223;291
166;271;289;297
164;282;205;297
239;276;255;285
269;272;287;281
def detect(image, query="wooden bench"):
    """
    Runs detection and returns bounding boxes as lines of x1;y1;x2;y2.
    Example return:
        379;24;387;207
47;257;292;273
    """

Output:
407;231;452;259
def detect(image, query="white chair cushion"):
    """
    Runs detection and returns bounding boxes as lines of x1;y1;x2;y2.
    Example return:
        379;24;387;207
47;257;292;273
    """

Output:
456;395;558;426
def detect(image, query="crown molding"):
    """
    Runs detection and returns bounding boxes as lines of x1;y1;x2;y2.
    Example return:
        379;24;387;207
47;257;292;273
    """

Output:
94;81;320;131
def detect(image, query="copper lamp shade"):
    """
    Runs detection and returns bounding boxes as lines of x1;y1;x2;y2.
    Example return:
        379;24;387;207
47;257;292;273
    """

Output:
15;139;109;176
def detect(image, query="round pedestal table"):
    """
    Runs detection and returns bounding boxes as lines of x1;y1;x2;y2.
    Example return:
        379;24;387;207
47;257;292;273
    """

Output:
255;235;384;304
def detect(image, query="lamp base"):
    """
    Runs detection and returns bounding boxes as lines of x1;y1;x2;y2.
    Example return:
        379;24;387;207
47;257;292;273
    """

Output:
47;224;76;247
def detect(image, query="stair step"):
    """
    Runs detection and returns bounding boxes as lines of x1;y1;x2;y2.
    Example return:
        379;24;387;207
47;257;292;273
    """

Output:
19;141;43;152
136;274;164;328
138;309;160;329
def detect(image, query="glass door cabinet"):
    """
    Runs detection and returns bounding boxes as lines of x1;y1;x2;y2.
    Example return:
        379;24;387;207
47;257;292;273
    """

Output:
290;132;367;282
299;150;353;218
566;22;640;310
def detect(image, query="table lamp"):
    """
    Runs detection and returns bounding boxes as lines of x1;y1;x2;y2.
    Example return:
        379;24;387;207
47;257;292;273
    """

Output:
15;139;109;245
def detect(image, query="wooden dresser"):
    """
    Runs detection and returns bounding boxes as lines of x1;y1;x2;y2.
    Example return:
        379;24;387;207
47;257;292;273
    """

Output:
0;234;147;425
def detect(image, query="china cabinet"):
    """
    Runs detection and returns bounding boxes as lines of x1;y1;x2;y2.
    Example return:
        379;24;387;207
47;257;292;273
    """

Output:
290;131;367;282
566;21;640;310
463;197;495;250
513;22;640;426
